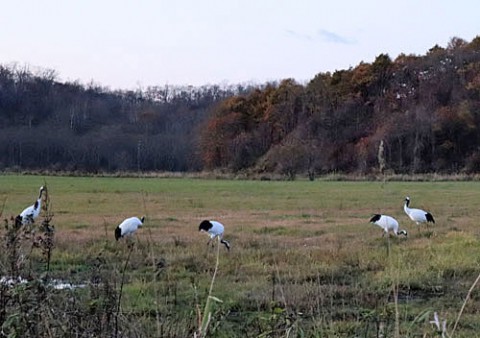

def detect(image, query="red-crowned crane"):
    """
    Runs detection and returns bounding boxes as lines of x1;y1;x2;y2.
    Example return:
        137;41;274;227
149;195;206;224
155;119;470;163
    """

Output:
198;220;230;250
404;196;435;228
115;216;145;241
369;214;407;237
18;186;45;225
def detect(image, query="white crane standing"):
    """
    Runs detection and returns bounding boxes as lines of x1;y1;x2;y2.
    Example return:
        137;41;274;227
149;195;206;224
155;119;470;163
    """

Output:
404;196;435;229
199;220;231;250
18;186;45;225
369;214;407;237
115;216;145;241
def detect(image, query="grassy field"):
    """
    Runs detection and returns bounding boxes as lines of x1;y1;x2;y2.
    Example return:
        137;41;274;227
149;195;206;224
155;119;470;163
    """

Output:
1;174;480;337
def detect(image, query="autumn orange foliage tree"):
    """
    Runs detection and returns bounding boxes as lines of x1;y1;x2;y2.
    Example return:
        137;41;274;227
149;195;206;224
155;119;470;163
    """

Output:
199;35;480;176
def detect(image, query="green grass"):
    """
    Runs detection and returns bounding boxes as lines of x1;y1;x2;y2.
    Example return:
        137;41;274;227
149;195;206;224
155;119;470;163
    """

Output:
1;174;480;337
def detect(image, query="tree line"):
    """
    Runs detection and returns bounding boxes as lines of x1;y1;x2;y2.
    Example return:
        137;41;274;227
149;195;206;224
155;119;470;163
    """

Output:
201;36;480;177
1;36;480;176
0;64;251;172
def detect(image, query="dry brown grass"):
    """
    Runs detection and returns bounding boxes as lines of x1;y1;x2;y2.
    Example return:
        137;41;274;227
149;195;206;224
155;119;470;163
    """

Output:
2;175;480;336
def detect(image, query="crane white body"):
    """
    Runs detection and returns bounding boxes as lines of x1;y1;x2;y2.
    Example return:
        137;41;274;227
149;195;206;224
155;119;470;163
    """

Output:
369;214;407;237
115;216;144;240
199;220;230;250
19;186;45;225
404;197;435;226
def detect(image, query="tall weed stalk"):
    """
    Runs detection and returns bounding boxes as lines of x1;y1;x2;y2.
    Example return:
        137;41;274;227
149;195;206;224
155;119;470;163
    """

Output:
195;236;222;338
450;271;480;337
114;243;134;338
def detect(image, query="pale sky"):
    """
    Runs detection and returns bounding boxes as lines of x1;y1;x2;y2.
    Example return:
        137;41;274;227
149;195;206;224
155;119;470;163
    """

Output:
1;0;479;90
